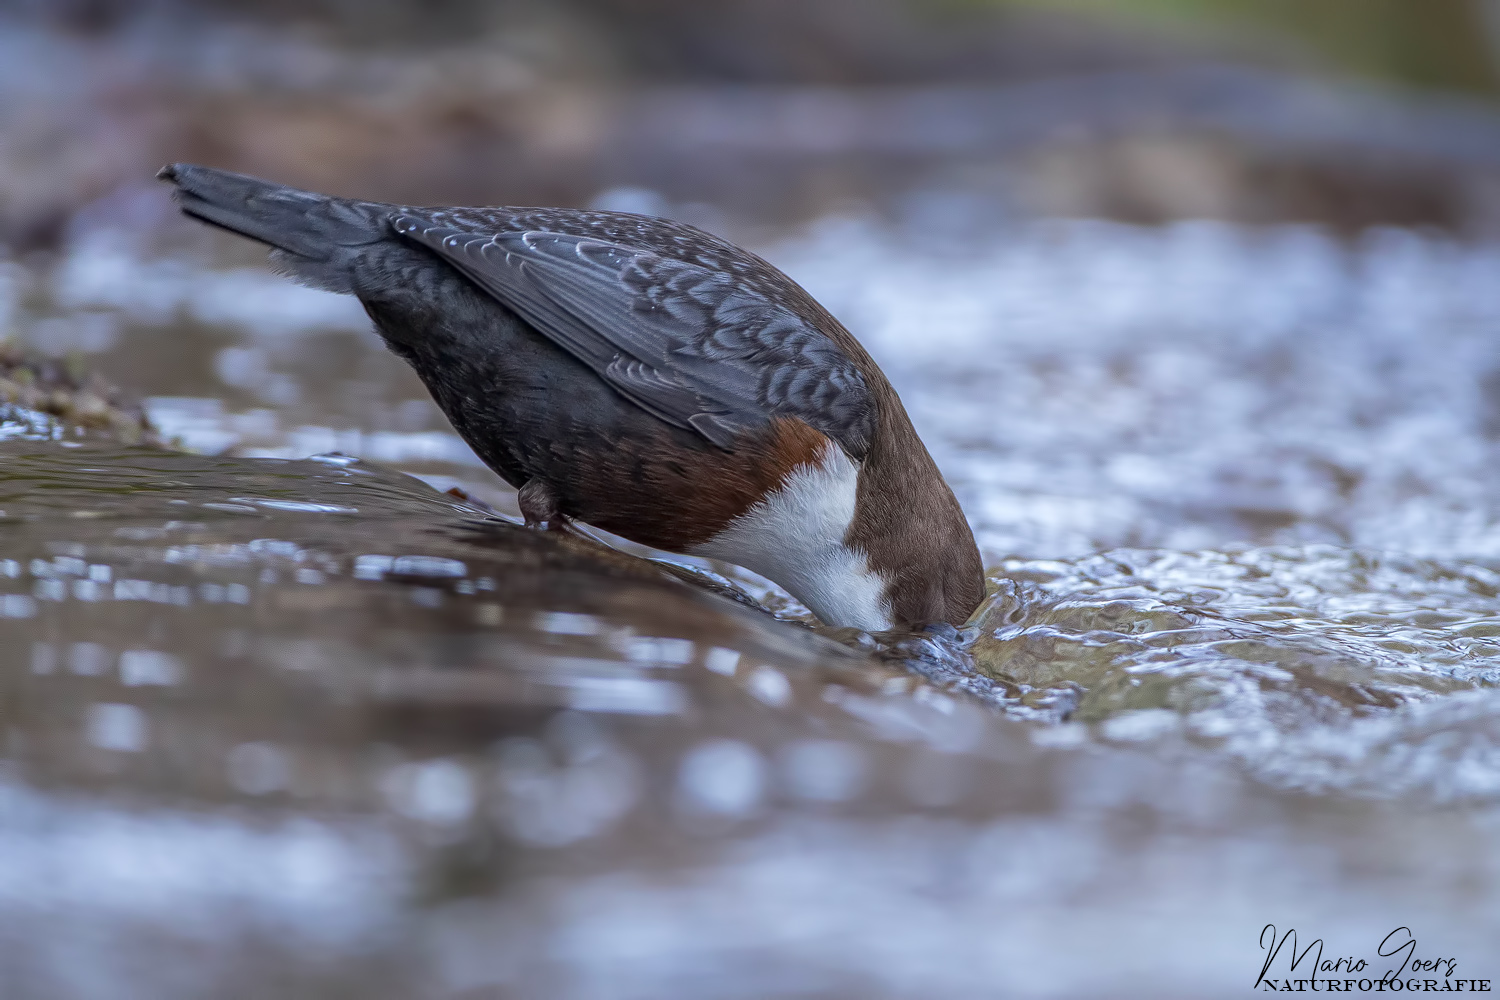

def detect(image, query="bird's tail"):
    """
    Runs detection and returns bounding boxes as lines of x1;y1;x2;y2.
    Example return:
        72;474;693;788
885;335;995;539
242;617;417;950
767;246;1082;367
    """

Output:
158;164;387;286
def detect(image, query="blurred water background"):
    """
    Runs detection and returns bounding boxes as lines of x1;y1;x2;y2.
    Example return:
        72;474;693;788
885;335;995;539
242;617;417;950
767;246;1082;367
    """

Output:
6;2;1500;997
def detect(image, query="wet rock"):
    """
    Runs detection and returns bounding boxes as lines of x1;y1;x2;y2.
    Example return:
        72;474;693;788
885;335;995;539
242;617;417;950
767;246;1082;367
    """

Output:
0;340;159;444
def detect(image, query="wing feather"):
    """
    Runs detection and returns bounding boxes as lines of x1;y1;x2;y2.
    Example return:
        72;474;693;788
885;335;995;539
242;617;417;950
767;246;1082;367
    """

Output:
391;213;873;456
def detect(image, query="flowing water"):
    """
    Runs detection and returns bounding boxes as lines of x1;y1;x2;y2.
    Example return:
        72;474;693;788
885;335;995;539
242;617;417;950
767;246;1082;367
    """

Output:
3;197;1500;996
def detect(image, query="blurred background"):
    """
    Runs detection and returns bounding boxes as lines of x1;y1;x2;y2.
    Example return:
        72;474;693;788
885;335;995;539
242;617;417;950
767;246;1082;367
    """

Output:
9;0;1500;244
8;3;1500;998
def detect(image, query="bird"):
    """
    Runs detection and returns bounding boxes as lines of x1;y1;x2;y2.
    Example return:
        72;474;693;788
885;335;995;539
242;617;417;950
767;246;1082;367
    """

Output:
159;164;984;632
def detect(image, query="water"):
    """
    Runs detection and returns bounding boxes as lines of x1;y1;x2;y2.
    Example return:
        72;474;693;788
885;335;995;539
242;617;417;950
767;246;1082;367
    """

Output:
4;203;1500;995
779;216;1500;796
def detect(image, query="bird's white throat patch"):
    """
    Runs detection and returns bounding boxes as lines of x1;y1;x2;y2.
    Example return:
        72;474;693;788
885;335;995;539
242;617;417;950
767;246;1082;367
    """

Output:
692;443;893;631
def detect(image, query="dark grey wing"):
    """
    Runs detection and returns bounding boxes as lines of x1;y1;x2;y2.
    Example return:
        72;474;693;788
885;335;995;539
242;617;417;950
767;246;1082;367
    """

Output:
390;214;874;456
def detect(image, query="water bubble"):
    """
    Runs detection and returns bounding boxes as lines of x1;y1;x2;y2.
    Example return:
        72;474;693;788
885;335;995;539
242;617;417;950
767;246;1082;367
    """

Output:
33;578;65;601
383;759;475;826
537;612;600;636
746;667;792;707
85;703;147;752
119;650;184;686
677;740;766;817
352;554;394;580
704;647;740;676
0;594;36;618
625;636;695;665
564;677;688;716
390;556;466;578
71;579;104;601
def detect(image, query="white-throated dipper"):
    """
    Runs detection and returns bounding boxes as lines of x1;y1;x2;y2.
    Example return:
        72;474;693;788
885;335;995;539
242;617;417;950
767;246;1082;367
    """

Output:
159;164;984;630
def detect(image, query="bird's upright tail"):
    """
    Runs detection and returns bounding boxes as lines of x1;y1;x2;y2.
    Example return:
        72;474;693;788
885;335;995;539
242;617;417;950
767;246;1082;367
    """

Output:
158;164;388;290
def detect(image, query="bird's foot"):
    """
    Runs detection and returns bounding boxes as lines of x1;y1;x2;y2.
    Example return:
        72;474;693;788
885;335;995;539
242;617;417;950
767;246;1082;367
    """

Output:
517;478;569;532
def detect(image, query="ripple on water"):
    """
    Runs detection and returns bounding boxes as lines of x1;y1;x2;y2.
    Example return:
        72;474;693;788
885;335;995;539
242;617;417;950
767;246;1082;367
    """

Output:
9;215;1500;994
966;544;1500;799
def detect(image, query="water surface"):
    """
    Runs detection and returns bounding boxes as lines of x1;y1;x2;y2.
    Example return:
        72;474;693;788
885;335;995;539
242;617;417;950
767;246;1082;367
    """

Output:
4;207;1500;996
